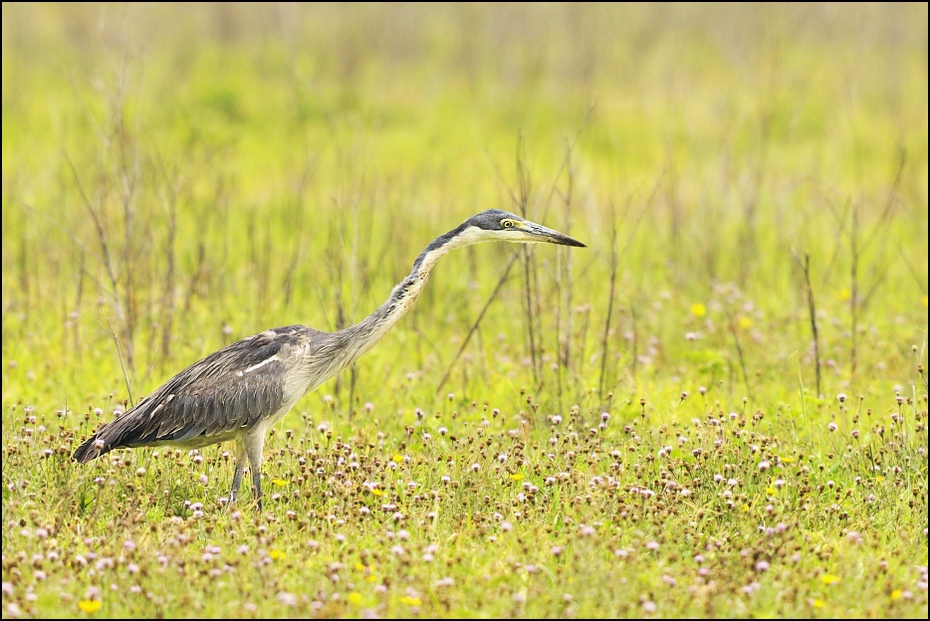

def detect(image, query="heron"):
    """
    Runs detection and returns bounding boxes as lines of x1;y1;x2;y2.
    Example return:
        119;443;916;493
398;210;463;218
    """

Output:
72;209;585;509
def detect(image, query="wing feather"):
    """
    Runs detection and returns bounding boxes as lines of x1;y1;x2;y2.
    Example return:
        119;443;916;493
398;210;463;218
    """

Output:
74;326;313;459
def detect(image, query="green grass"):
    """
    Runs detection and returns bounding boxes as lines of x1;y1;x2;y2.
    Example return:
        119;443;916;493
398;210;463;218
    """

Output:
2;3;927;618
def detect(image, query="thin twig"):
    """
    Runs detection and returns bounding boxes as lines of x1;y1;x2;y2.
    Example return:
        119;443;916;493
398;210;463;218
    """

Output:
792;250;822;398
599;212;619;400
725;307;752;401
436;253;521;394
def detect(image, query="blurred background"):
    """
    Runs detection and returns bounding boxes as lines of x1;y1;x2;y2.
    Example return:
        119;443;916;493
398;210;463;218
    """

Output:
2;3;927;421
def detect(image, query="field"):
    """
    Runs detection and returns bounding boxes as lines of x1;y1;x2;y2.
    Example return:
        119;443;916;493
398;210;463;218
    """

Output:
2;3;927;618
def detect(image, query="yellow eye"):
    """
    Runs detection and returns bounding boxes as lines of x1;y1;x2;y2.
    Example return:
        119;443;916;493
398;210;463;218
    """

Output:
501;219;514;228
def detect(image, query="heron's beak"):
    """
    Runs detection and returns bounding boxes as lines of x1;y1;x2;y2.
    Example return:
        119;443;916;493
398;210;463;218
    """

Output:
523;222;586;248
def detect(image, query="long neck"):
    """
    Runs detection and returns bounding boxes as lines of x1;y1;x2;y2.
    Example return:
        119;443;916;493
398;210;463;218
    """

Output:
329;223;487;370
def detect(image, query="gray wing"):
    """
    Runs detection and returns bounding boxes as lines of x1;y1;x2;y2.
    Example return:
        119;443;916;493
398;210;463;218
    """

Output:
75;326;310;459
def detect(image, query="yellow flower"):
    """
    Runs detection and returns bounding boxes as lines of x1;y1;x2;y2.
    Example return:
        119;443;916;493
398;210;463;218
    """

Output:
690;303;707;317
810;599;826;609
766;487;777;495
838;288;851;302
821;574;840;585
348;592;363;604
738;316;752;329
269;549;286;560
270;479;288;486
370;488;384;496
78;600;102;614
393;454;404;463
891;589;903;600
508;473;525;481
400;596;422;606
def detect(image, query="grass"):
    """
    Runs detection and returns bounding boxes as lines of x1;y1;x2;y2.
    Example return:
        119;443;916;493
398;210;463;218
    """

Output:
2;3;928;618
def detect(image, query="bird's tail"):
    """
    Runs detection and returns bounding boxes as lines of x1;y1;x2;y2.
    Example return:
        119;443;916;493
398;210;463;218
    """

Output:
72;432;111;463
72;407;158;463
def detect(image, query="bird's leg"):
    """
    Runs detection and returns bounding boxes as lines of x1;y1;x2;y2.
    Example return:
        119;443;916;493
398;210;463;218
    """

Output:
243;430;266;512
229;437;248;506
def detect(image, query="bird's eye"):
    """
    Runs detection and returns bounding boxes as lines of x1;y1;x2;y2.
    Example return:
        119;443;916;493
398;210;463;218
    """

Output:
501;219;514;228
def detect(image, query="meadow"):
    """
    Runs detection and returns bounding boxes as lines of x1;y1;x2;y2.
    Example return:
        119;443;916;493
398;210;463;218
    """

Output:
1;3;927;618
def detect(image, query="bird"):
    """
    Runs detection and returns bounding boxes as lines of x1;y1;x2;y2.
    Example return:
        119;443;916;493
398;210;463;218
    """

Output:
72;209;585;509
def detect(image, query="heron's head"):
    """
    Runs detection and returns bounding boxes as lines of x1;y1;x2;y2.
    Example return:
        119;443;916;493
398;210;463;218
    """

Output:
465;209;586;248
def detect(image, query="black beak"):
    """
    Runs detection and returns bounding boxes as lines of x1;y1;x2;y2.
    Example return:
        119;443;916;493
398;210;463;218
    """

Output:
527;222;586;248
